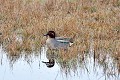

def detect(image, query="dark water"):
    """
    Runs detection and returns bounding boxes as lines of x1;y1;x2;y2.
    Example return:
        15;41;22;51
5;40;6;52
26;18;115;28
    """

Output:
0;45;119;80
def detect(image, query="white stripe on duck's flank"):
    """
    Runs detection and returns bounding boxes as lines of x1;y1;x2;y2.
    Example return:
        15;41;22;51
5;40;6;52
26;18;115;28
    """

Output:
44;31;73;49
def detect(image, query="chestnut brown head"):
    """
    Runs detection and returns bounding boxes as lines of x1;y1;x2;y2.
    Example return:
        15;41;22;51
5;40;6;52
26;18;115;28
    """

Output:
44;31;56;38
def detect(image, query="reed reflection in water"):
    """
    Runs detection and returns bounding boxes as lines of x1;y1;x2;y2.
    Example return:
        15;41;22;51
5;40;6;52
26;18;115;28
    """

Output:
0;0;120;79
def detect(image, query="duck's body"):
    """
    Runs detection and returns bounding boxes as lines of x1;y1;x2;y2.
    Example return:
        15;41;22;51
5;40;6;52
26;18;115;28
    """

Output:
46;37;71;49
44;31;73;50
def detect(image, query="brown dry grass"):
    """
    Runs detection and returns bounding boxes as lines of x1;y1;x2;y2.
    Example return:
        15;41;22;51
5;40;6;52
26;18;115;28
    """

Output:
0;0;120;76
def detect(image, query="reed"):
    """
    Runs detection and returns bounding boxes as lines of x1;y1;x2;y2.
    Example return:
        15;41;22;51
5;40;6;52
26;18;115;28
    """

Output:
0;0;120;77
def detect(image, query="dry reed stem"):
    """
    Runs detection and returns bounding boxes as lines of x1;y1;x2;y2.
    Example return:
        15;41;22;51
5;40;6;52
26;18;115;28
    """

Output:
0;0;120;75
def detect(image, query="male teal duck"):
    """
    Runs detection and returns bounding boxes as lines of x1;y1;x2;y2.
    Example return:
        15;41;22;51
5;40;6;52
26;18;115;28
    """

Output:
44;31;73;49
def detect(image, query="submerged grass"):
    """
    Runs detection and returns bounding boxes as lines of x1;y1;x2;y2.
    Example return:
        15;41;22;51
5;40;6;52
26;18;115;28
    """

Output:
0;0;120;78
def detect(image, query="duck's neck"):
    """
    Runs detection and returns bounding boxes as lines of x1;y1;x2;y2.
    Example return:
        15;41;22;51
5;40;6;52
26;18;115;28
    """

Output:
47;38;56;42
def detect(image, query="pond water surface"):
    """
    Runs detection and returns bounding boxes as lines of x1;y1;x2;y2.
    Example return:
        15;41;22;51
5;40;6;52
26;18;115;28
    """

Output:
0;45;119;80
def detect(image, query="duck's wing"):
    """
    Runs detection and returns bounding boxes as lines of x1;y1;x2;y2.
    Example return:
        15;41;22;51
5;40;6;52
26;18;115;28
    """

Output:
56;37;71;40
56;37;73;43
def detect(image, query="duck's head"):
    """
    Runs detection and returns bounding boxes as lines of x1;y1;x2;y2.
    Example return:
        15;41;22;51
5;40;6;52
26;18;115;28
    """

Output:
44;31;56;38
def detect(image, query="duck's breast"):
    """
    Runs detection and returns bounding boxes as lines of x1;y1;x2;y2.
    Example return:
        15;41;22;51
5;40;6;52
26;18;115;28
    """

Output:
46;39;58;49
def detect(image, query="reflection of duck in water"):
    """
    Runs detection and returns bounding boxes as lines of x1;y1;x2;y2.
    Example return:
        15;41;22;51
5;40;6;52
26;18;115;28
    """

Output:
42;50;58;68
42;59;55;68
44;31;73;49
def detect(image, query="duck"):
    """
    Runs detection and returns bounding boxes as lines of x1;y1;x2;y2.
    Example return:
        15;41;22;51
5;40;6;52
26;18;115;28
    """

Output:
44;31;73;49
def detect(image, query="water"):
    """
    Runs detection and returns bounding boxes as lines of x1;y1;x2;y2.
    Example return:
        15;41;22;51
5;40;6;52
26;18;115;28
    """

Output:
0;46;119;80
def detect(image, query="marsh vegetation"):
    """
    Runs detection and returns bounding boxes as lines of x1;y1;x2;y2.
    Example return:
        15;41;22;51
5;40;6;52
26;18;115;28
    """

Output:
0;0;120;80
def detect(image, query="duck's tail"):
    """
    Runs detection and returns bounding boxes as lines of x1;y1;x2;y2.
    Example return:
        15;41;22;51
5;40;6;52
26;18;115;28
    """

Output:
69;42;73;47
69;38;73;47
69;35;76;47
